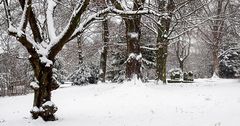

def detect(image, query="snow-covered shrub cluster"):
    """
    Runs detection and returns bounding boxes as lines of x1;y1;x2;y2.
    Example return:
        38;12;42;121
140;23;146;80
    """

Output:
183;71;194;81
219;48;240;78
68;64;99;85
169;68;182;80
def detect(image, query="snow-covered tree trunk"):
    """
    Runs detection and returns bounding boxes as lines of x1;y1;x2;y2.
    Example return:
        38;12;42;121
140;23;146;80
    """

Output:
125;18;142;80
29;58;59;120
156;28;168;83
156;0;175;83
96;0;109;83
110;0;145;80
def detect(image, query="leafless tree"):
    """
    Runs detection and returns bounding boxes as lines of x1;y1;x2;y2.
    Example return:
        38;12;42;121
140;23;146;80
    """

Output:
4;0;109;121
197;0;230;77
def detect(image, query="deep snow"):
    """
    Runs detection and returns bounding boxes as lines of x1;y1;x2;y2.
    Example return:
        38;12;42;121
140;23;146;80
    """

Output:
0;79;240;126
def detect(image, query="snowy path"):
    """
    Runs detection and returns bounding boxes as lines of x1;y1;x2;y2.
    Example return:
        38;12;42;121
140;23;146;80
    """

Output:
0;79;240;126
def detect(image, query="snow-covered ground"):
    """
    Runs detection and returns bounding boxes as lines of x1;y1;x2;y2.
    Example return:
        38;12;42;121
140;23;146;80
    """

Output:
0;79;240;126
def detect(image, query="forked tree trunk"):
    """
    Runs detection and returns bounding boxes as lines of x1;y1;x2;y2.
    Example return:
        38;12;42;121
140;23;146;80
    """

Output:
99;19;109;82
125;18;142;80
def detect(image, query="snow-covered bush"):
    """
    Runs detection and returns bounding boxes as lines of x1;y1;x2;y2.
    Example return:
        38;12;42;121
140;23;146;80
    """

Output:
169;68;182;80
219;48;240;78
183;71;194;81
68;64;99;85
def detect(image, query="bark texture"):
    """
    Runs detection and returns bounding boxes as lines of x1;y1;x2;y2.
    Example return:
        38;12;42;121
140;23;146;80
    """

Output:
29;57;59;121
99;19;109;82
156;0;175;83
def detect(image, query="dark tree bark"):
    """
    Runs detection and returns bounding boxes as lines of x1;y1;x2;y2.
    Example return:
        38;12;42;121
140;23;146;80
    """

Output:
95;0;110;83
29;57;59;121
125;18;142;80
156;29;168;83
99;19;109;82
156;0;175;83
77;36;83;65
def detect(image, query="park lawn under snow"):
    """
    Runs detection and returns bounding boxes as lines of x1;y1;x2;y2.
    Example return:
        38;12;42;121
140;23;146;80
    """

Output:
0;79;240;126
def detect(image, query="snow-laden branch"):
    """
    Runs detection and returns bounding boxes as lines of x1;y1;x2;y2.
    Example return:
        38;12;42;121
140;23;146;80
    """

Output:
140;46;158;51
8;25;36;46
110;7;163;17
69;8;110;41
47;0;57;41
142;58;156;66
48;0;91;59
8;24;53;66
17;0;29;37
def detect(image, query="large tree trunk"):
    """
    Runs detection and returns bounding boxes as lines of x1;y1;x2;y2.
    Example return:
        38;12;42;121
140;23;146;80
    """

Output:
211;0;226;77
99;19;109;82
156;0;175;83
109;0;145;80
29;57;59;121
156;32;168;83
125;18;142;80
